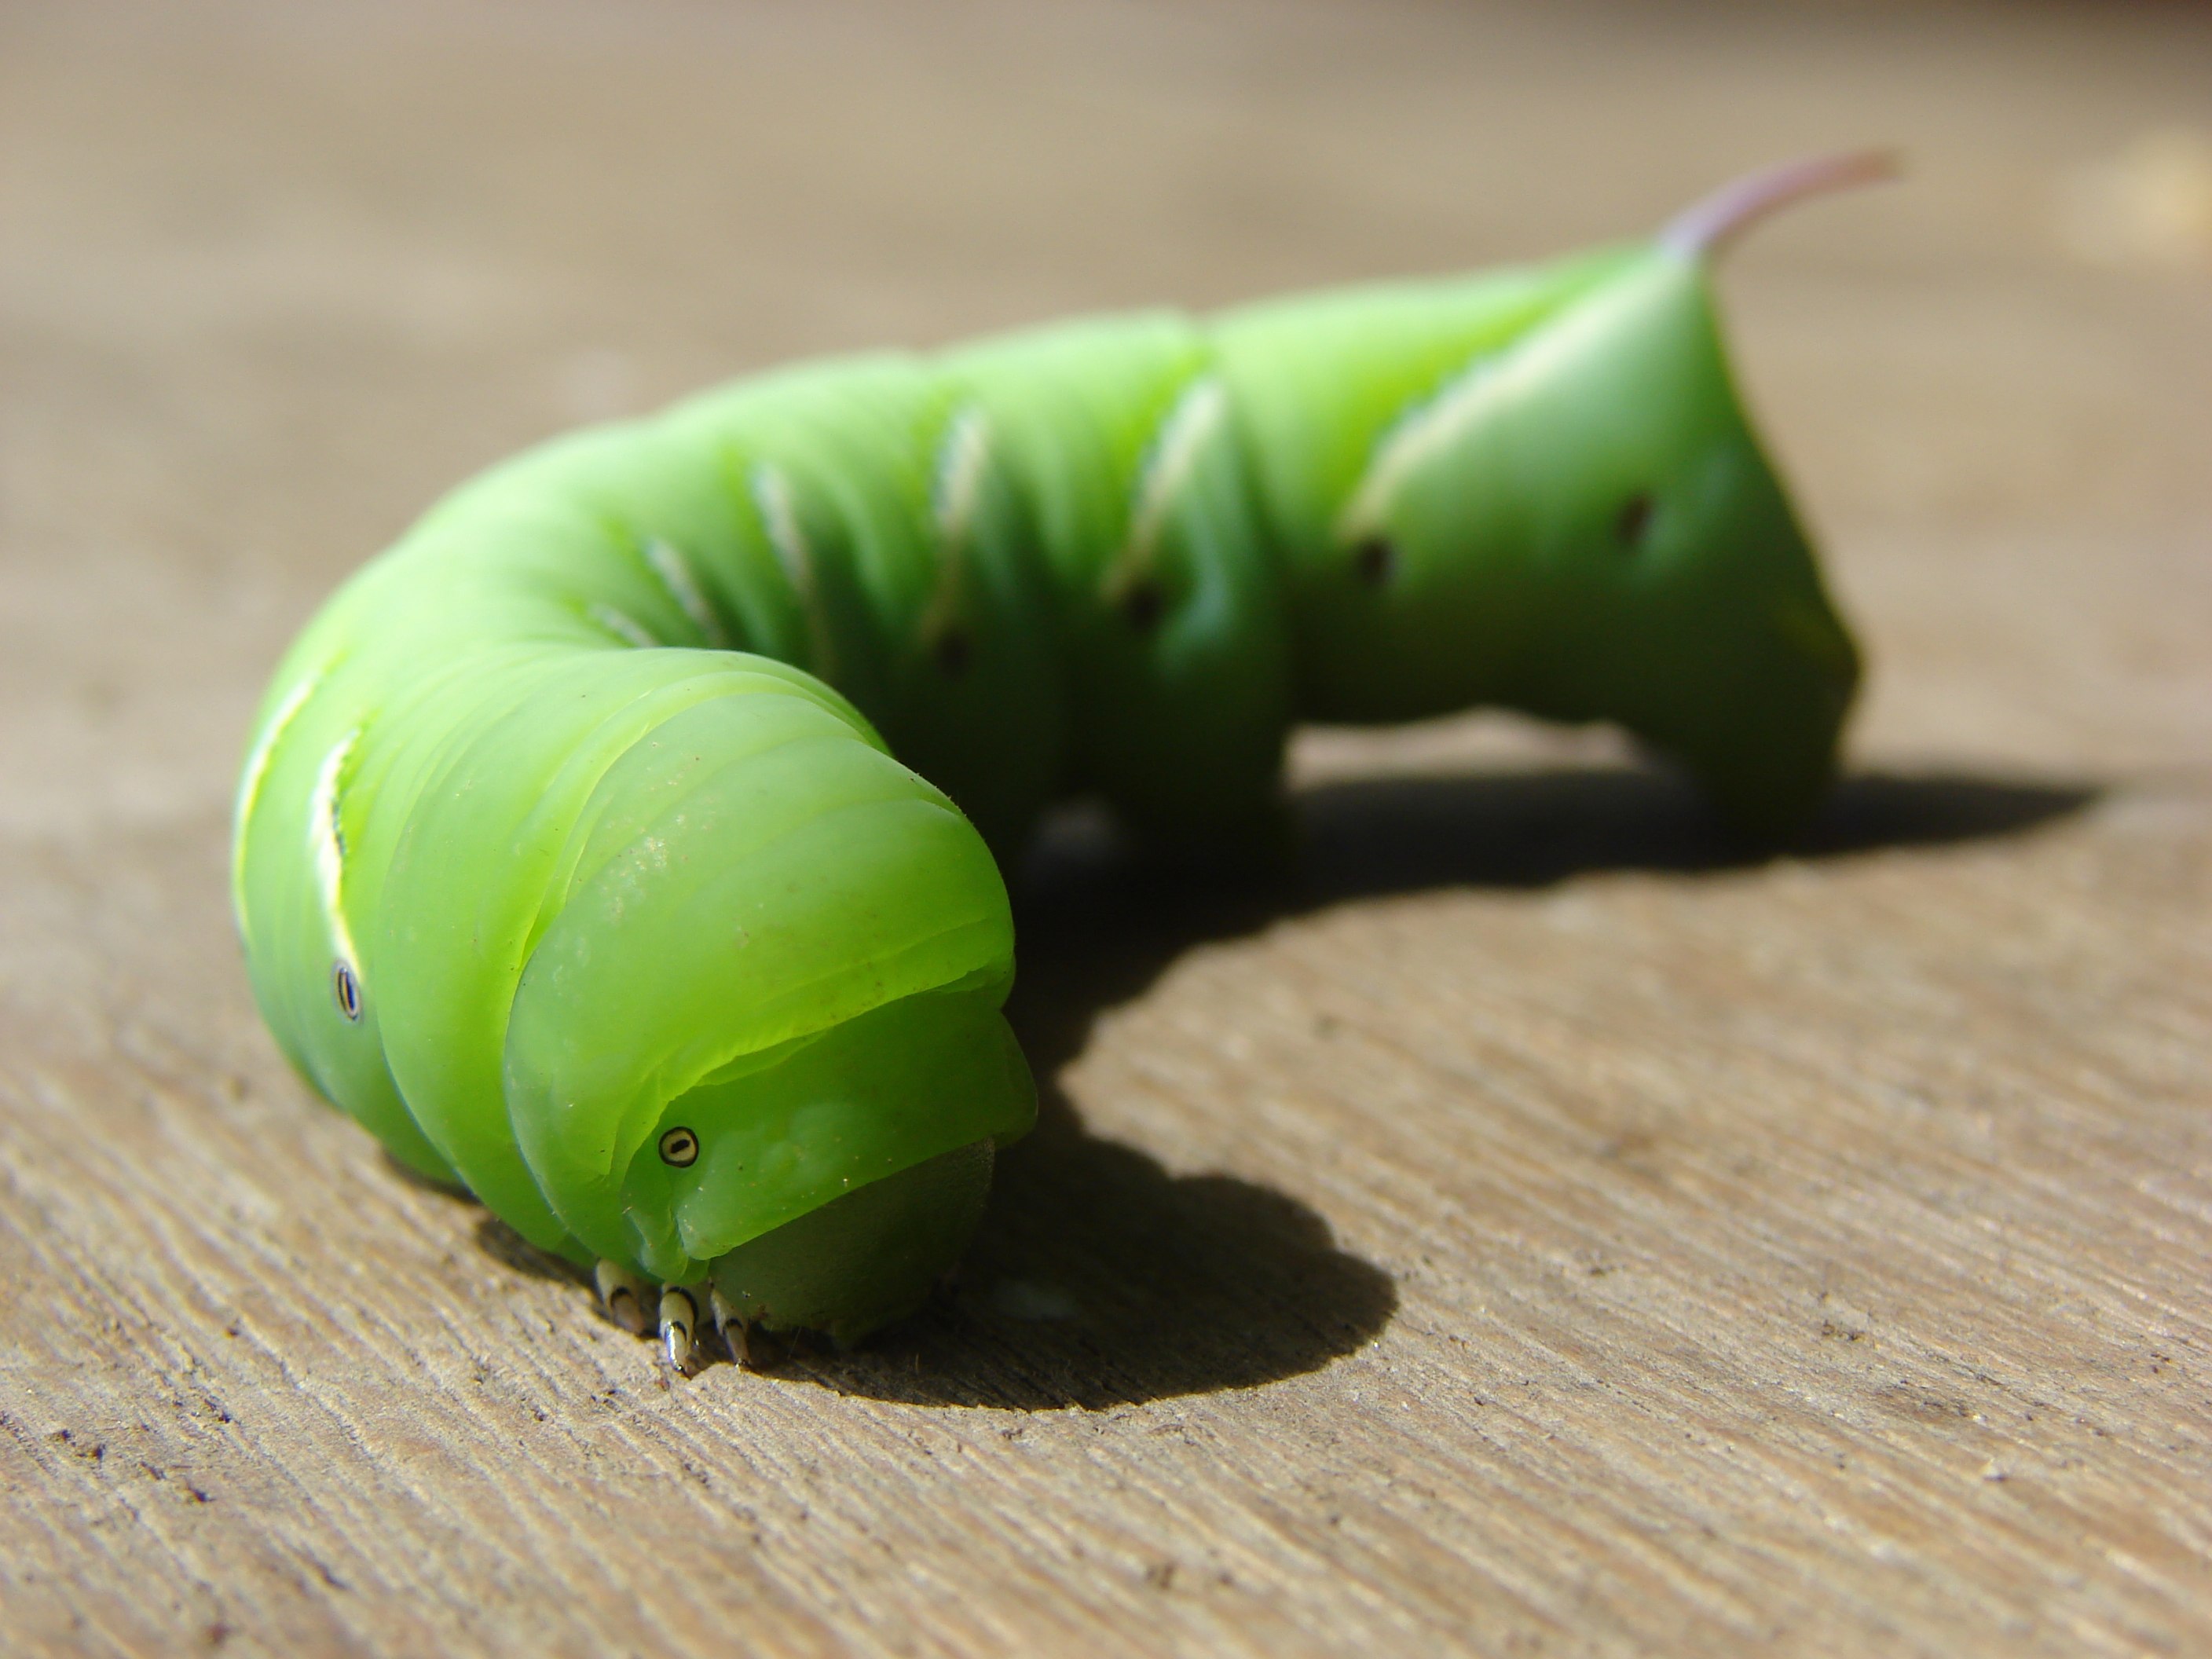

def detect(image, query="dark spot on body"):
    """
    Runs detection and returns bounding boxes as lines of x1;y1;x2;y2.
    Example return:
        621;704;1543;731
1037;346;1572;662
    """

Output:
1352;536;1395;586
332;961;361;1023
933;626;972;676
1122;578;1165;632
1616;493;1656;550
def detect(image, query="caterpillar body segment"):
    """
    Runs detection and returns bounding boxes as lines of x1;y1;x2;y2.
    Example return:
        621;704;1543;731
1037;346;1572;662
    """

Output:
233;158;1877;1353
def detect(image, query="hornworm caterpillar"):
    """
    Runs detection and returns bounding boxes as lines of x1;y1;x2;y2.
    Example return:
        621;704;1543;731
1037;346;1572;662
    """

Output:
233;155;1882;1368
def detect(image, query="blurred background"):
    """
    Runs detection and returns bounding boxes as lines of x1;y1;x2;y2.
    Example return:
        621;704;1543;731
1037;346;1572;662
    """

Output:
3;0;2208;843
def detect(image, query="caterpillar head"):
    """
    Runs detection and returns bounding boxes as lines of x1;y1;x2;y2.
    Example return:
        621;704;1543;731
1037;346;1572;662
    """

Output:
611;978;1030;1347
1320;155;1887;837
496;683;1037;1348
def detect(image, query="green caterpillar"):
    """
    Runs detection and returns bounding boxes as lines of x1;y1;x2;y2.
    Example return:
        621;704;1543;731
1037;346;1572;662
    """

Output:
233;155;1881;1369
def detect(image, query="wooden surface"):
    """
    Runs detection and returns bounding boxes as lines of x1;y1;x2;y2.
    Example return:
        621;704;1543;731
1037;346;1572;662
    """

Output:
3;2;2210;1654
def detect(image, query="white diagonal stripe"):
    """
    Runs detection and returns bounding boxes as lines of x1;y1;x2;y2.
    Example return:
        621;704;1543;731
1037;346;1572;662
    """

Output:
643;537;727;647
590;603;661;649
1126;376;1229;562
932;407;992;551
231;670;322;928
752;463;812;595
308;728;362;980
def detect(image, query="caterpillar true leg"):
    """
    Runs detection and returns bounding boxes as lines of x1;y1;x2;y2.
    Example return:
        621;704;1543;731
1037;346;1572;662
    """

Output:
710;1288;752;1368
658;1284;701;1374
595;1262;652;1337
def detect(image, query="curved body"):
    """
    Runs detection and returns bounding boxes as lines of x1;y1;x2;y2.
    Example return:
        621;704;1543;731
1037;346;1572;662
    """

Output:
233;163;1868;1347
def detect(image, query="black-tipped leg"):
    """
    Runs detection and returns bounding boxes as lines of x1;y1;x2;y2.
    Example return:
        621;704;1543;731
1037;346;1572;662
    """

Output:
595;1261;651;1335
659;1285;700;1374
710;1287;751;1368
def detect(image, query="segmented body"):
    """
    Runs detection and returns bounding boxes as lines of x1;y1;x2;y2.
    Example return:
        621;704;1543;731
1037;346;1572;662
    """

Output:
233;161;1871;1321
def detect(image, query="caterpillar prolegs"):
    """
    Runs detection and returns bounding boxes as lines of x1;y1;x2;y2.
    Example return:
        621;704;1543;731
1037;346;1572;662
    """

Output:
233;155;1882;1367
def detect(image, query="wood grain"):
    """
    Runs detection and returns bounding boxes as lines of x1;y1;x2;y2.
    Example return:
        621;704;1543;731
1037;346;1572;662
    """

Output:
2;2;2207;1654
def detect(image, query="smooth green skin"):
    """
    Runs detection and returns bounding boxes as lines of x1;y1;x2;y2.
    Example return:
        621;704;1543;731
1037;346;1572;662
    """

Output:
231;232;1858;1339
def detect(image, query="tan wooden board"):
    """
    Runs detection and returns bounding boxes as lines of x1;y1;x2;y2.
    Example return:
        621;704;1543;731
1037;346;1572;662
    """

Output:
2;2;2208;1654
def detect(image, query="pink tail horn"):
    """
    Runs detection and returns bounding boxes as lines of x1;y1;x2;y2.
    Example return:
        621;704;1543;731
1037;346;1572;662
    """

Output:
1659;150;1899;259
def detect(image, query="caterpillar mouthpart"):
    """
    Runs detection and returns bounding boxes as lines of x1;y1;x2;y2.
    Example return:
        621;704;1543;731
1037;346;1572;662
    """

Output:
707;1139;997;1352
587;976;1032;1351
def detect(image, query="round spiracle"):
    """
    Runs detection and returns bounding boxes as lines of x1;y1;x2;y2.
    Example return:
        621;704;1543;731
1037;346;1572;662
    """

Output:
932;625;972;676
1616;491;1657;551
1352;535;1396;586
657;1126;700;1168
1120;577;1166;632
331;959;362;1024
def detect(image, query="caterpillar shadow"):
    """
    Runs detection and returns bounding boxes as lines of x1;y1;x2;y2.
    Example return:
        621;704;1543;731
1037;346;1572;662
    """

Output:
774;762;2096;1411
